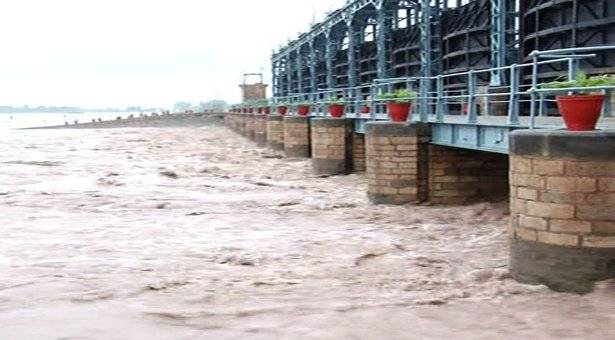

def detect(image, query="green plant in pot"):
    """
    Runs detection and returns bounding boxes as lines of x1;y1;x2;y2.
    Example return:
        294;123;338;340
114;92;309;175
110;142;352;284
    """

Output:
326;98;346;118
377;89;416;122
542;72;615;131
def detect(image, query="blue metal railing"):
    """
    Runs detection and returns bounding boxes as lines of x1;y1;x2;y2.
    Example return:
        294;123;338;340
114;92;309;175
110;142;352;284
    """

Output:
233;46;615;130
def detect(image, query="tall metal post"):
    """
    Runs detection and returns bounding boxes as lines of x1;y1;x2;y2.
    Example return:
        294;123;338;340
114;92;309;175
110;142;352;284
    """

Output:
297;47;304;95
309;40;317;93
286;54;293;97
325;29;335;89
490;0;506;86
376;2;391;79
347;18;357;88
419;0;432;121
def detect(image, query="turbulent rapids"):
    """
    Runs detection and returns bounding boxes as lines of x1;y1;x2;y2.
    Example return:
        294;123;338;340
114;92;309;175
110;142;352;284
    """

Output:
0;123;614;339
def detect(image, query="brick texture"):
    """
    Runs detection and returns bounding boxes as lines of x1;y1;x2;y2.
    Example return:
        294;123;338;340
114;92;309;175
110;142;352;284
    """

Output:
283;116;311;158
310;118;353;175
253;115;267;146
366;123;429;205
428;145;509;205
266;116;284;150
352;133;366;173
510;155;615;248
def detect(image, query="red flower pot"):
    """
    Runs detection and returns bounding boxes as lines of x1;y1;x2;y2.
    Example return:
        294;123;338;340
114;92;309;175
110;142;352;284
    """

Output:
248;108;254;114
387;102;412;122
257;107;263;114
277;106;288;115
329;104;345;118
297;105;310;116
361;106;370;114
263;107;271;115
556;95;605;131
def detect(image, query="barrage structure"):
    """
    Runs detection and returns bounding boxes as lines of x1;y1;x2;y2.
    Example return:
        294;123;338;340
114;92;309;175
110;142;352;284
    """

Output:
228;0;615;294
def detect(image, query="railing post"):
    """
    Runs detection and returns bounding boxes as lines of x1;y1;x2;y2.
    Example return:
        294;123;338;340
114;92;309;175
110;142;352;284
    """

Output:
603;89;612;118
436;75;445;122
467;71;477;123
529;52;538;129
507;64;520;125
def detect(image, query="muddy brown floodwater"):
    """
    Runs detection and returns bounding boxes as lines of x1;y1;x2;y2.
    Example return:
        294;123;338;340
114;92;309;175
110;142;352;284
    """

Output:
0;125;614;340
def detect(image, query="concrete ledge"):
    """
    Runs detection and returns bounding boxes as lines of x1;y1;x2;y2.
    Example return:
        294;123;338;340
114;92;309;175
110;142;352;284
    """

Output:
365;121;430;137
510;129;615;160
510;238;615;294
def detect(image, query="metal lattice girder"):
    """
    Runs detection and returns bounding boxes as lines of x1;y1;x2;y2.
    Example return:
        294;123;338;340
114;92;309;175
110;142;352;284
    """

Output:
347;17;358;87
375;0;392;79
309;40;317;93
490;0;506;85
325;29;335;89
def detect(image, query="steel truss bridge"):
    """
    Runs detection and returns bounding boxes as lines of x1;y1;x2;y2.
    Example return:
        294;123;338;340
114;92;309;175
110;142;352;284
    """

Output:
255;0;615;154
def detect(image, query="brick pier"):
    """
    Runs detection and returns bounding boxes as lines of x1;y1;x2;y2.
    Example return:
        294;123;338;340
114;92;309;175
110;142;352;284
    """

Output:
509;130;615;293
266;115;284;150
310;118;353;175
283;116;311;158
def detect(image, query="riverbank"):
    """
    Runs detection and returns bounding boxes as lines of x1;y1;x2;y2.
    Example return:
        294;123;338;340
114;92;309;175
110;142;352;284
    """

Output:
23;112;224;130
0;125;613;339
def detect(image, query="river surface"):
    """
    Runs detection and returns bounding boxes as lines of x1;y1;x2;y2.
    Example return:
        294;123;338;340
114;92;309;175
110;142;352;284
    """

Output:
0;112;143;129
0;125;614;339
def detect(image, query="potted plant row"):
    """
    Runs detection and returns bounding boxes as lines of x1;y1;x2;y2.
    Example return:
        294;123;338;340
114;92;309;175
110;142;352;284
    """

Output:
542;72;614;131
377;89;416;122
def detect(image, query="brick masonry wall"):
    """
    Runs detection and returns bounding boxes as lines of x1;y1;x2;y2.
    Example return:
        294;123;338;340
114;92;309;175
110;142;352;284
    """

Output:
352;133;366;173
244;115;256;140
511;155;615;248
366;122;430;205
266;116;284;150
429;145;509;205
509;130;615;293
311;118;353;175
253;115;267;146
283;116;311;158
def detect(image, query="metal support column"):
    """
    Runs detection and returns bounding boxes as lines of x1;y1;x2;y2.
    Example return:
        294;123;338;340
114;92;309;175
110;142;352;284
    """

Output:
419;0;432;121
347;18;357;88
376;2;390;79
490;0;506;86
309;40;317;93
286;54;292;97
325;29;335;89
296;47;304;95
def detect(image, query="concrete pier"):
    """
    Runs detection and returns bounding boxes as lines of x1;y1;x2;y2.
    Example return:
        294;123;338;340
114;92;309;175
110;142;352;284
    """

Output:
310;118;353;176
509;130;615;293
283;116;311;158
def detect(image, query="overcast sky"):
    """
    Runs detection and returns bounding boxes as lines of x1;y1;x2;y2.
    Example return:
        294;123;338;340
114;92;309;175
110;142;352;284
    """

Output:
0;0;346;109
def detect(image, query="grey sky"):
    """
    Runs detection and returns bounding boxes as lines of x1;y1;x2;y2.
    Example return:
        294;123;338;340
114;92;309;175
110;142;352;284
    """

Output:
0;0;345;109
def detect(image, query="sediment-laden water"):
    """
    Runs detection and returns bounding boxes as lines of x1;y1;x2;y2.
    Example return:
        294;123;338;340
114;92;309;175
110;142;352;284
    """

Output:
0;125;613;339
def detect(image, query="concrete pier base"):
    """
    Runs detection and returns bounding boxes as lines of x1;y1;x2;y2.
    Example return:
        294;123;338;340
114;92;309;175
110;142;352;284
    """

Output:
366;122;430;205
253;115;267;146
266;116;284;150
310;118;353;175
509;130;615;293
283;116;311;158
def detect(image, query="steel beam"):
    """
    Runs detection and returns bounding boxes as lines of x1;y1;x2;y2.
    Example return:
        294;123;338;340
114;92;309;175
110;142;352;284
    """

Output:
325;30;335;89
